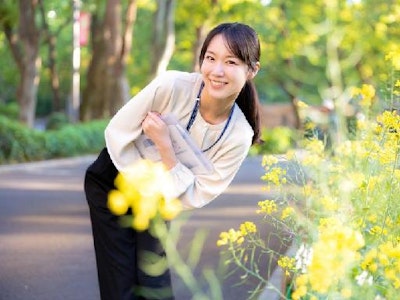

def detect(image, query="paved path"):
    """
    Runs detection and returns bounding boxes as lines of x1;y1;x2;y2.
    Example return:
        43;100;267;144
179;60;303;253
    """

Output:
0;155;283;300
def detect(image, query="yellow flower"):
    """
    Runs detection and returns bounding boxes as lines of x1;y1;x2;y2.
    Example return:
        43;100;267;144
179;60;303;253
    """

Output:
286;149;296;160
376;110;400;134
320;196;338;211
369;225;388;236
216;229;244;247
385;51;400;70
318;217;340;230
303;183;314;197
132;214;150;232
360;84;375;106
367;214;378;223
296;100;309;109
281;206;295;220
341;287;352;298
257;199;278;215
352;84;376;108
239;221;257;235
108;189;130;215
292;275;308;300
369;263;378;273
159;198;182;221
361;248;379;273
306;224;364;293
278;255;296;275
357;119;367;131
304;121;316;131
262;155;279;167
261;167;287;186
108;159;182;231
216;232;229;246
305;139;324;155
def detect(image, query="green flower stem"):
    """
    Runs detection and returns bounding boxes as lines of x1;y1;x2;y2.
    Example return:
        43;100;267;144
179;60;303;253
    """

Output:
226;241;288;299
152;218;211;299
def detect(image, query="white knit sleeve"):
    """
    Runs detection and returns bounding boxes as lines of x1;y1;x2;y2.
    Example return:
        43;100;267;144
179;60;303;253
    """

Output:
168;132;252;209
105;73;173;172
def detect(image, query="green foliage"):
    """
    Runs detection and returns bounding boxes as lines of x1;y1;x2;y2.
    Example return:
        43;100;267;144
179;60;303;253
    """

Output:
45;112;69;130
44;120;107;158
249;126;295;155
0;102;18;120
0;116;46;163
0;115;107;164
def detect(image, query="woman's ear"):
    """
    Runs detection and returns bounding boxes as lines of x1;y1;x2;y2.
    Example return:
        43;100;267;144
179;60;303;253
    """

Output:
248;62;260;79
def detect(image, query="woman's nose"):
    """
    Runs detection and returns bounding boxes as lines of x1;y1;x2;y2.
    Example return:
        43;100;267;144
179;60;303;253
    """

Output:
211;62;224;76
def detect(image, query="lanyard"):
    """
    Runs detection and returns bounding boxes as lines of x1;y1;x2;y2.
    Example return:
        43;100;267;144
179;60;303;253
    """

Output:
186;82;235;152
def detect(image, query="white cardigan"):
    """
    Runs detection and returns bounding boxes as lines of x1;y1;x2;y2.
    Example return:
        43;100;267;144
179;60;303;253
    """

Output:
105;71;253;209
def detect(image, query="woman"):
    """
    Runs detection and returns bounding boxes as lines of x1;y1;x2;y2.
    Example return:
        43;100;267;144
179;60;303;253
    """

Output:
85;22;261;300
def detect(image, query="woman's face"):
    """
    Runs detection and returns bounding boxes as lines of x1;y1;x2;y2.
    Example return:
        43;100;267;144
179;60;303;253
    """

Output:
200;34;257;104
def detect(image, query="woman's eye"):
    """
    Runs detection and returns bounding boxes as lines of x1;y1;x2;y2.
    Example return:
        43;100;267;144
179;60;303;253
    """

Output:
205;55;214;61
227;60;238;65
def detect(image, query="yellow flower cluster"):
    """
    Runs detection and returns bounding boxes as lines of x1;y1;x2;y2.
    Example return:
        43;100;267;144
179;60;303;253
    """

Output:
304;139;324;155
376;110;400;136
292;223;364;299
261;155;287;187
385;50;400;70
302;139;325;167
216;228;244;247
216;221;257;247
281;206;295;220
335;140;368;161
261;167;287;186
296;100;309;109
395;79;400;96
352;84;376;108
240;221;257;235
217;79;400;299
257;199;277;215
107;159;182;231
262;154;279;167
361;241;400;288
277;255;296;276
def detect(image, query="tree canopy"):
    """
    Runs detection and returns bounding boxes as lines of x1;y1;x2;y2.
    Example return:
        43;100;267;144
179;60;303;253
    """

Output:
0;0;398;125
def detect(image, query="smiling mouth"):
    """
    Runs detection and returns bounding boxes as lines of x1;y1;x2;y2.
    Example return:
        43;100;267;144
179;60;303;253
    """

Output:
210;79;227;87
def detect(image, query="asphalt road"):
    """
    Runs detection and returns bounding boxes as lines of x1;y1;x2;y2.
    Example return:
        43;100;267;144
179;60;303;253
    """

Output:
0;154;284;300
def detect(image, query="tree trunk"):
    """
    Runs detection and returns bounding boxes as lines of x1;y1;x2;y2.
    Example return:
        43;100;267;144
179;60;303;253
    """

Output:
80;0;136;121
3;0;40;128
38;0;62;112
192;25;206;72
149;0;176;79
279;2;301;129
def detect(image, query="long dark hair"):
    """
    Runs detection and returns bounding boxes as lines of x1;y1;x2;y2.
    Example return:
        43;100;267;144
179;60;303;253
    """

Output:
199;22;261;145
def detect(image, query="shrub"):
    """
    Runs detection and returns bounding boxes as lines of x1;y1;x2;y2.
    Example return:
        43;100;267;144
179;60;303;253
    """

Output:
0;115;107;164
0;116;46;164
0;102;19;120
46;112;70;130
249;126;295;155
44;120;107;158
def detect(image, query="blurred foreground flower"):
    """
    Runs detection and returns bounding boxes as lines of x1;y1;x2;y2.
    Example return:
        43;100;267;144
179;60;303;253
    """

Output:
108;159;182;231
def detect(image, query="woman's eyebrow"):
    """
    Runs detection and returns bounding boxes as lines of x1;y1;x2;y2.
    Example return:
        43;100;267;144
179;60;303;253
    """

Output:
205;50;237;59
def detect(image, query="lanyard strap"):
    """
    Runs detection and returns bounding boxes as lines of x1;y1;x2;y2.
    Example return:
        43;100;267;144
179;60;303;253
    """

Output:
186;83;235;153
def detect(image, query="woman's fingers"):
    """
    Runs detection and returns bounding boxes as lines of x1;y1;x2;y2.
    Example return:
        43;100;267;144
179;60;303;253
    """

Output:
142;112;168;137
143;111;161;127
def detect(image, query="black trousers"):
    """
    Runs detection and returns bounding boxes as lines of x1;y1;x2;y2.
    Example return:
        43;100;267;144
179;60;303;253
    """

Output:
84;148;174;300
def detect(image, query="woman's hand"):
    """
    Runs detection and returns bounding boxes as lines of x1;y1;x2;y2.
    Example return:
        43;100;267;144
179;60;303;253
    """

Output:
142;112;178;169
142;112;170;148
